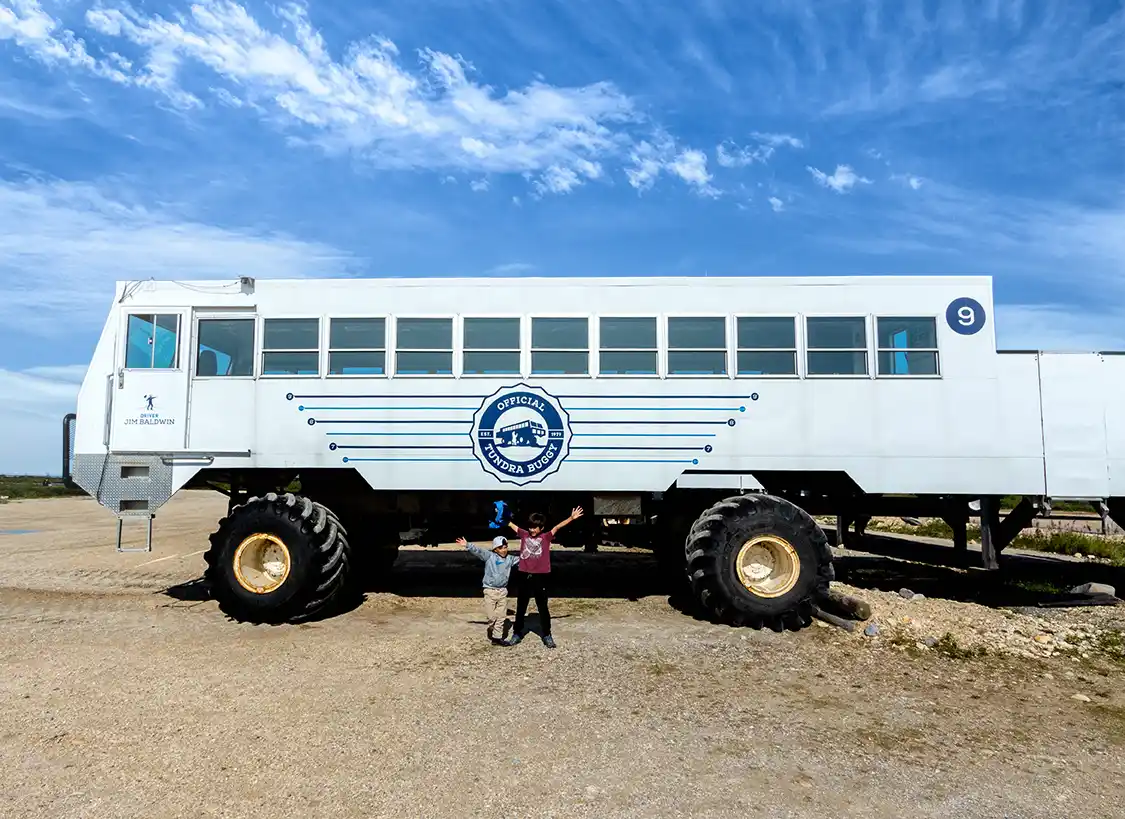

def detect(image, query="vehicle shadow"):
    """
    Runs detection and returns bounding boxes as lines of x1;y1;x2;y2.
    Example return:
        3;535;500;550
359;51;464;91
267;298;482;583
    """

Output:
157;548;670;624
159;533;1124;622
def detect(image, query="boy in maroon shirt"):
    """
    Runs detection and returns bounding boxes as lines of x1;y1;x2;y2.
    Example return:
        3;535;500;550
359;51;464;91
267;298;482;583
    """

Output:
504;506;583;648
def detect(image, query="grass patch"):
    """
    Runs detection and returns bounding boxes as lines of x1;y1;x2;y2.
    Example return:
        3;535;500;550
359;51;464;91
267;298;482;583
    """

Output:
1092;630;1125;665
867;518;1125;565
1009;577;1069;595
0;475;85;500
646;660;679;676
885;630;987;660
932;633;987;660
1009;530;1125;564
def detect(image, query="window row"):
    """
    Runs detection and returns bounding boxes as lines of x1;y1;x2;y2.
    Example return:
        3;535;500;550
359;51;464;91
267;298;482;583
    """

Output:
124;314;941;378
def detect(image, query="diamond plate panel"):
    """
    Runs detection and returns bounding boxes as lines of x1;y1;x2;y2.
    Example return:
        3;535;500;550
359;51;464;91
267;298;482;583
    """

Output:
73;453;175;516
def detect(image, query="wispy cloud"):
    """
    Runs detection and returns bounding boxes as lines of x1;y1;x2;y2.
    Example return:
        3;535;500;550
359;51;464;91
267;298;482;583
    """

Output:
768;196;784;213
626;133;718;197
532;163;600;197
892;173;924;190
806;164;871;194
995;304;1125;352
0;0;126;81
0;365;83;474
0;177;357;334
716;132;804;168
819;178;1125;287
812;1;1125;117
22;364;87;382
0;0;717;197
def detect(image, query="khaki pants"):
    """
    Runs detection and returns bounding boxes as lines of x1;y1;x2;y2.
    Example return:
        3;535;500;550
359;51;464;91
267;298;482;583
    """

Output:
482;587;508;639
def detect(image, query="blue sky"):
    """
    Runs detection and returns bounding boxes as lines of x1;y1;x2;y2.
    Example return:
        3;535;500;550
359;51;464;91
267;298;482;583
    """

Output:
1;0;1123;473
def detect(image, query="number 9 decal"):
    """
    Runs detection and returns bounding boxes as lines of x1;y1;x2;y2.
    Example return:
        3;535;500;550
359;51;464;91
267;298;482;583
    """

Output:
946;297;986;335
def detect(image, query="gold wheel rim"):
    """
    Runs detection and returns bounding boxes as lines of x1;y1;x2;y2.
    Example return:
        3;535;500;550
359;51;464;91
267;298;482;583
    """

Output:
233;533;291;594
735;535;800;598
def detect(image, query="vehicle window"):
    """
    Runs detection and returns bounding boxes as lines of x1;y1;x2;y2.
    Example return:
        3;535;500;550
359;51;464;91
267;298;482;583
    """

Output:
396;318;453;375
531;317;588;375
329;317;385;375
262;318;320;375
667;316;726;375
125;314;180;369
876;317;939;376
599;317;657;375
463;317;520;375
736;317;797;375
196;318;255;377
806;317;867;375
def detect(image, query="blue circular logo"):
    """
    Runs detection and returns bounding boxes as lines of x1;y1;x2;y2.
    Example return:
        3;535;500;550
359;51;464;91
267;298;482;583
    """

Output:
471;386;572;485
946;297;986;335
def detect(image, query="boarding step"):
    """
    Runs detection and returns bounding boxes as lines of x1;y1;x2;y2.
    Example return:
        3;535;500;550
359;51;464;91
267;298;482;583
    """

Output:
115;508;155;553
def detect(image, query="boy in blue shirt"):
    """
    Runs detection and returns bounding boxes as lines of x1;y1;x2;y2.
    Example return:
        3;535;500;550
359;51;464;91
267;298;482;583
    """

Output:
457;535;520;644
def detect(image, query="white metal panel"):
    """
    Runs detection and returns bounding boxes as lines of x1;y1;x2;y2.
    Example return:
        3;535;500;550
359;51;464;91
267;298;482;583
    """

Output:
73;311;116;453
110;373;188;453
1103;354;1125;497
70;274;1073;500
187;381;257;453
109;307;190;454
675;473;764;490
1040;353;1109;498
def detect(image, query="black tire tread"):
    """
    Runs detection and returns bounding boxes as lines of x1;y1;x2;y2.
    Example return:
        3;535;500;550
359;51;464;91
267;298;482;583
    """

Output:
685;493;833;630
203;492;351;624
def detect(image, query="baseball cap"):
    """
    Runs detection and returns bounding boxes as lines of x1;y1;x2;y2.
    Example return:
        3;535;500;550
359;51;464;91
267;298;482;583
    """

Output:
491;536;508;549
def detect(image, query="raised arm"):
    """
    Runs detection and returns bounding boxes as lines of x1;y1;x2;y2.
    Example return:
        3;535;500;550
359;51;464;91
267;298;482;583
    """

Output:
551;506;584;535
506;520;521;534
456;536;489;561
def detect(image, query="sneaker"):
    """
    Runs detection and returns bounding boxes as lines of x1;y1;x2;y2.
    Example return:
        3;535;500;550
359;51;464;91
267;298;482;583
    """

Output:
542;635;556;649
505;632;524;646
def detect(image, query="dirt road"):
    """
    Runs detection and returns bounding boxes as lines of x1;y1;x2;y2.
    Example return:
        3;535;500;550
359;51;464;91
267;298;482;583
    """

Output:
1;493;1123;818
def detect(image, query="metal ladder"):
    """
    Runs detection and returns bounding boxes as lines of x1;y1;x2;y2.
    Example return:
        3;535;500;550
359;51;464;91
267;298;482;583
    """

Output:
115;513;155;553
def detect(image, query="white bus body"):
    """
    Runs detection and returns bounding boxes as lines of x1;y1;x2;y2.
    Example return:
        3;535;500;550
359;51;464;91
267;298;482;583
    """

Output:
61;275;1125;627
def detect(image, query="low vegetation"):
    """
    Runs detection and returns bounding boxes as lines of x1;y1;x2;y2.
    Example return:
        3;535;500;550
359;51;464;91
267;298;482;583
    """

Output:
865;517;1125;566
0;475;85;501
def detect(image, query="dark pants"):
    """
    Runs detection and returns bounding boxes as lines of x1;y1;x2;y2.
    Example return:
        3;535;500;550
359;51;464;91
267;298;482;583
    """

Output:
513;570;551;637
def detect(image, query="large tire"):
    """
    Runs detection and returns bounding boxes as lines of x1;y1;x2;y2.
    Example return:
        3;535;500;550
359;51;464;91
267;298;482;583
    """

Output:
204;492;351;624
685;493;833;630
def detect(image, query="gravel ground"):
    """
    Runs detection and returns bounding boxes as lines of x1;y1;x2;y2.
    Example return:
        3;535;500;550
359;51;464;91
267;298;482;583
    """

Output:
2;493;1124;819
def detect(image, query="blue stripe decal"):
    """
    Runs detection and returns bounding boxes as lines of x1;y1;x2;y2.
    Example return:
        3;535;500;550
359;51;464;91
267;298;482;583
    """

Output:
575;433;716;438
341;456;697;464
569;406;745;412
292;393;754;401
333;445;472;450
308;419;470;425
324;432;716;438
294;394;488;400
326;432;466;436
305;404;745;412
300;406;473;411
572;446;706;451
567;459;700;464
342;457;476;463
569;420;734;425
311;419;733;426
